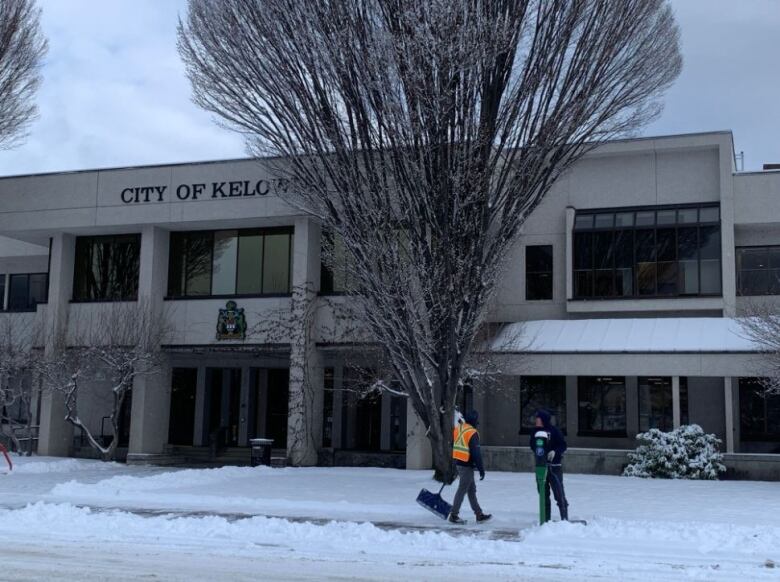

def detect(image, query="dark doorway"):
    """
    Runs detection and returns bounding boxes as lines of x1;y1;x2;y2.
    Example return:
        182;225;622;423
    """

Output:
206;367;242;447
266;369;289;449
354;392;382;451
168;367;197;446
117;391;132;448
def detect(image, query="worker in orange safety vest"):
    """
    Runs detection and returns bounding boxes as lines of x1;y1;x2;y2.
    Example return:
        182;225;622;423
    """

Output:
449;410;492;524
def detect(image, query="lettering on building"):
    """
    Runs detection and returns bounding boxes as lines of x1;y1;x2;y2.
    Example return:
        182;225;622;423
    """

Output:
120;178;289;204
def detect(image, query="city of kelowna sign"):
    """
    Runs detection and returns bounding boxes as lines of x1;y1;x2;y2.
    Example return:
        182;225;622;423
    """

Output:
120;178;290;204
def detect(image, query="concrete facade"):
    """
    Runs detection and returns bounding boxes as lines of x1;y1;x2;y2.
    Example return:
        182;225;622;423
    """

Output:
0;131;779;478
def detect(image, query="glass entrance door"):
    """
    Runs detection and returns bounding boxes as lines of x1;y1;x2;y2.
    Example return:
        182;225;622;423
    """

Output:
205;367;242;447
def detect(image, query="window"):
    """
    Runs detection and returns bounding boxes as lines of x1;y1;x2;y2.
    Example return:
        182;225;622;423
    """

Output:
525;245;553;301
736;246;780;296
520;376;566;434
73;234;140;301
578;377;626;436
740;378;780;440
7;273;47;311
573;204;721;299
638;377;688;432
167;228;293;297
320;231;353;294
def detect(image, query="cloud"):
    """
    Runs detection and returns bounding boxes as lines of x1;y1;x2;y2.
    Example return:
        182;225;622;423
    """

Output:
0;0;776;175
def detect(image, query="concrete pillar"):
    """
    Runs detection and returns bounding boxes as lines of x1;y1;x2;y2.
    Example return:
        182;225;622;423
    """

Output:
718;134;737;317
724;376;735;453
128;226;171;461
286;217;322;465
38;233;75;457
127;364;172;459
672;376;681;428
405;403;431;470
565;206;575;300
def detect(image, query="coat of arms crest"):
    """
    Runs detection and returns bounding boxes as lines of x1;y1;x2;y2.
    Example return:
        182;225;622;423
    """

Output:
216;300;247;340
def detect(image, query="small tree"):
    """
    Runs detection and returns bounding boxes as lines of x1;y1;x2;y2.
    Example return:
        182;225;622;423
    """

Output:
179;0;681;480
0;0;47;148
0;314;37;454
39;303;168;461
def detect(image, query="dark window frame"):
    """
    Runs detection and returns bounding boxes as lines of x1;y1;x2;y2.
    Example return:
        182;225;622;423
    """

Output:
736;245;780;296
637;376;689;433
525;245;554;301
166;226;294;300
577;376;627;437
6;272;49;312
573;203;721;300
72;234;141;302
519;376;567;435
739;378;780;441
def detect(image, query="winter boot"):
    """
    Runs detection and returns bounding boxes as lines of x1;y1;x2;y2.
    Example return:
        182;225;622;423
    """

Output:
476;513;492;523
448;513;466;525
559;504;569;521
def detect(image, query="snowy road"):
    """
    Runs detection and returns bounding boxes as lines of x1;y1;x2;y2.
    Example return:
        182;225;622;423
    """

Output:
0;458;777;580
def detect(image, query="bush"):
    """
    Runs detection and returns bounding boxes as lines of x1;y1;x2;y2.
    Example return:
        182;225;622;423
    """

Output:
623;424;726;480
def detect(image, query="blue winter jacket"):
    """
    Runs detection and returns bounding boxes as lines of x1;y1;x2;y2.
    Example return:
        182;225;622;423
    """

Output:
528;409;567;464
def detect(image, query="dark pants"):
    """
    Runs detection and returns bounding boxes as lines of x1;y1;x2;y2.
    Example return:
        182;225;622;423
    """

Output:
451;465;483;517
545;464;568;521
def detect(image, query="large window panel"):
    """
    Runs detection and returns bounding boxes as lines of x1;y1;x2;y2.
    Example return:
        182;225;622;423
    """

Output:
8;273;47;311
237;233;263;294
168;228;292;298
262;233;292;294
578;376;626;436
525;245;553;301
740;378;780;440
520;376;566;434
73;235;140;301
573;204;720;299
737;246;780;296
212;230;238;295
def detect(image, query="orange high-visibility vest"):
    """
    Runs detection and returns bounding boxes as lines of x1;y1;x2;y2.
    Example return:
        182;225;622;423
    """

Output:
452;423;478;462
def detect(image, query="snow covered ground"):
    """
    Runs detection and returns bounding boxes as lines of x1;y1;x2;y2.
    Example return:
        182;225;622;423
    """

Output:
0;456;778;580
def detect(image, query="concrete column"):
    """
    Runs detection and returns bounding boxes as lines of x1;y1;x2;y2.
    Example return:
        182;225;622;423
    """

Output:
405;403;431;470
718;134;737;317
127;364;171;460
128;226;171;460
724;376;735;453
286;217;322;465
38;233;75;457
672;376;681;428
565;206;575;300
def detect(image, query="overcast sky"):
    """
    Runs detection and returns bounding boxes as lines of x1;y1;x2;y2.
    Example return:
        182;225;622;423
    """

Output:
0;0;776;176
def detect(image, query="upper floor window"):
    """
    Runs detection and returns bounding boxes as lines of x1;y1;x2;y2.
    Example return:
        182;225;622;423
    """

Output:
167;228;293;298
5;273;47;311
573;204;721;299
736;246;780;296
525;245;553;301
320;231;353;294
73;235;140;301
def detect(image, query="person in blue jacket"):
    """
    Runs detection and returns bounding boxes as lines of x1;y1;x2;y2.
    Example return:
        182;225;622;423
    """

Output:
528;409;568;521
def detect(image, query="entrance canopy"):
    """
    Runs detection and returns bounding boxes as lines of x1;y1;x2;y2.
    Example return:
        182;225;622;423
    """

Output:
490;317;763;354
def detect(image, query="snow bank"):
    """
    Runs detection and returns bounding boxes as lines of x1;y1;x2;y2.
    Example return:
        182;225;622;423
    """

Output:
11;458;115;475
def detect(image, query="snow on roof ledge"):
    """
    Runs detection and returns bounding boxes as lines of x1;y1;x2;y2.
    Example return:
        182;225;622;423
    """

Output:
489;317;763;354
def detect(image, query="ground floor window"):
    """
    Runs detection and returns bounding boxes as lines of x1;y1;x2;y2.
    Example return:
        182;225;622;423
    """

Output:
740;378;780;441
638;377;689;432
168;367;197;446
520;376;566;434
578;377;626;436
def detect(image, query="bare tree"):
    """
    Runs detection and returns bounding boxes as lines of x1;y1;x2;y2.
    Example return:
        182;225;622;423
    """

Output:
0;0;46;148
740;306;780;395
0;314;37;454
179;0;681;480
38;302;169;461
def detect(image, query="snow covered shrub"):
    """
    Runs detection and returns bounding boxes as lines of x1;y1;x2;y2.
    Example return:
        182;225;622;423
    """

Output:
623;424;726;480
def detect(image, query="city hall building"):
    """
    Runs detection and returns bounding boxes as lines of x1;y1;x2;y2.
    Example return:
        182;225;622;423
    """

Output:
1;130;779;479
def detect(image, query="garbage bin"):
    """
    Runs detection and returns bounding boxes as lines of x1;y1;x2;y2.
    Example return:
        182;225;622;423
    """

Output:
250;438;274;467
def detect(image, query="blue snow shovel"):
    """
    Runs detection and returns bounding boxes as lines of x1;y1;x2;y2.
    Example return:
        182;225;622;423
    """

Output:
416;482;452;520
